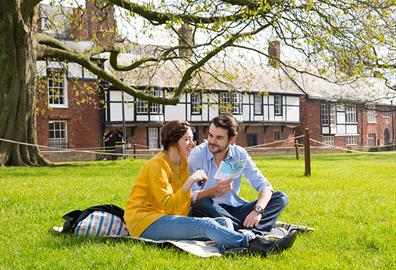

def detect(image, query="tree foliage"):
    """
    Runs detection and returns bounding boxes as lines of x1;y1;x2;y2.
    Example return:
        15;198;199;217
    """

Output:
37;0;396;104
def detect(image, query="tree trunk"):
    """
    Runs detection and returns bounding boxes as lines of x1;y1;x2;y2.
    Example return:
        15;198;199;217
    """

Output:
0;1;49;166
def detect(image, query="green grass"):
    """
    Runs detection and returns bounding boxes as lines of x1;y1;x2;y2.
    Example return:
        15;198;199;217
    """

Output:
0;153;395;269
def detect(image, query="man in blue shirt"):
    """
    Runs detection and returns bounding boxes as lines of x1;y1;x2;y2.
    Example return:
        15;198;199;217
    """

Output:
188;114;289;233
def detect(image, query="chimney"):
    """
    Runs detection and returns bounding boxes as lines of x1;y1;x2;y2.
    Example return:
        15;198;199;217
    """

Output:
85;0;117;45
268;40;281;68
178;23;193;57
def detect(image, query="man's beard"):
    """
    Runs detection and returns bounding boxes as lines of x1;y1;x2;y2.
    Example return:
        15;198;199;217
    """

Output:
209;143;228;154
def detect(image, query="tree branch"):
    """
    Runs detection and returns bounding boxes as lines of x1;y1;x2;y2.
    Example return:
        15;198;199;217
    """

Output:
37;45;180;105
173;20;272;98
107;0;246;24
36;33;74;52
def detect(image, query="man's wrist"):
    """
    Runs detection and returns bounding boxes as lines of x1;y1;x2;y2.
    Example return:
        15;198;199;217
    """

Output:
253;205;265;214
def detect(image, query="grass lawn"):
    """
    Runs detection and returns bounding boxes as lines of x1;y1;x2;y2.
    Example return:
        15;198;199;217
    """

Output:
0;153;395;269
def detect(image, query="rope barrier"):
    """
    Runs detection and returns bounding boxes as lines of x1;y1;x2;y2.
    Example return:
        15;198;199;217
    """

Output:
0;137;131;157
309;138;396;155
245;135;304;149
1;136;395;160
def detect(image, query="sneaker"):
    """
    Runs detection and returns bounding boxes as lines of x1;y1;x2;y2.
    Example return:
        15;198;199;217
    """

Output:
247;229;297;255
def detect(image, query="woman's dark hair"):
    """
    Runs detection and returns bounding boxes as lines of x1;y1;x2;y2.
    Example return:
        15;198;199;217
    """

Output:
210;113;239;138
161;120;191;150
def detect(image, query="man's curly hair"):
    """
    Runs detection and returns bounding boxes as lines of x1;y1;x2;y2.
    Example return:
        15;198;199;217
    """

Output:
161;120;191;150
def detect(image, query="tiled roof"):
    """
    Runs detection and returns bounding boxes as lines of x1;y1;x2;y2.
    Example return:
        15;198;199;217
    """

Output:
104;53;304;95
286;66;396;106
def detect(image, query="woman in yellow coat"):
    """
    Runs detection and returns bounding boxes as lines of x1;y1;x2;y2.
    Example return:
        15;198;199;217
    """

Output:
124;120;296;254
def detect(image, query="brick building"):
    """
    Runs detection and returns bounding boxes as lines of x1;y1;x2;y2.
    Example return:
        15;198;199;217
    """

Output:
294;72;396;148
34;3;396;155
35;3;116;150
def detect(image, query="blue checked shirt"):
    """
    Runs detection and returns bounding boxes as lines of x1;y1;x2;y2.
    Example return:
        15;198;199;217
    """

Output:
188;141;273;207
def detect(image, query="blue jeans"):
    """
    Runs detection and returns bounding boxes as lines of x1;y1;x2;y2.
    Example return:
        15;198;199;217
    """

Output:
140;215;249;251
190;191;288;232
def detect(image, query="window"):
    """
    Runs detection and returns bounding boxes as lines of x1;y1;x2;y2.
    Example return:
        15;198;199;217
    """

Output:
322;103;337;132
384;128;391;145
274;95;282;116
191;93;202;114
322;136;335;146
368;133;376;146
383;110;392;118
321;103;329;126
274;130;281;141
219;92;241;114
329;104;336;125
367;107;376;123
136;89;163;114
136;98;149;113
48;121;67;149
247;134;257;146
254;94;263;115
48;68;67;107
148;128;159;149
345;105;357;123
345;136;358;145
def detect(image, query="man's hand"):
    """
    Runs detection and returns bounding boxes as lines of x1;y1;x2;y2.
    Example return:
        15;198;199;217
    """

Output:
211;179;233;197
243;211;262;228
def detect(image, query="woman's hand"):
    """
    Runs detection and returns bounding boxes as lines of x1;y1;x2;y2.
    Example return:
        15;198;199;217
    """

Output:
188;170;208;184
183;170;208;193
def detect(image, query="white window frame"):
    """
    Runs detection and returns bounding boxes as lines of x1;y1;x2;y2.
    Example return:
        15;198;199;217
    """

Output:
322;136;335;147
321;103;329;126
274;95;282;116
367;107;376;123
345;136;358;146
368;133;376;146
136;89;163;114
191;93;202;115
136;99;148;113
383;110;392;118
48;121;68;149
148;127;159;149
254;93;263;115
330;104;336;125
219;92;241;114
345;105;357;123
47;68;68;108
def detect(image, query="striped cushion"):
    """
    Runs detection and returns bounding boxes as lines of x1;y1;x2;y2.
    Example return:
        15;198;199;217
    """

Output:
74;211;130;237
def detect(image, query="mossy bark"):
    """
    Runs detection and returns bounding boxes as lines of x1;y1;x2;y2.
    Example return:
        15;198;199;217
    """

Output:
0;0;49;166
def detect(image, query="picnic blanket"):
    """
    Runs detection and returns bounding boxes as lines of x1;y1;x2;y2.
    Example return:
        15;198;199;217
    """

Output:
52;221;314;258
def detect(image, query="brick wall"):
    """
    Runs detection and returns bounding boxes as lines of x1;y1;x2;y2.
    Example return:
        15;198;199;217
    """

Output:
359;105;395;146
298;97;396;147
296;97;322;142
35;79;104;149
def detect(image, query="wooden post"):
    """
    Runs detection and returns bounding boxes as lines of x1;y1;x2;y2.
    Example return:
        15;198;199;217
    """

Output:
294;138;299;160
304;128;311;176
133;141;136;159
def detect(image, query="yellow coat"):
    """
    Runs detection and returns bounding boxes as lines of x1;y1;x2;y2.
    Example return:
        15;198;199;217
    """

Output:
124;151;191;237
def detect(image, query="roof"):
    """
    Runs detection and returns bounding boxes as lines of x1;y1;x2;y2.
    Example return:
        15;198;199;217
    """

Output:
104;52;304;95
285;66;396;106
